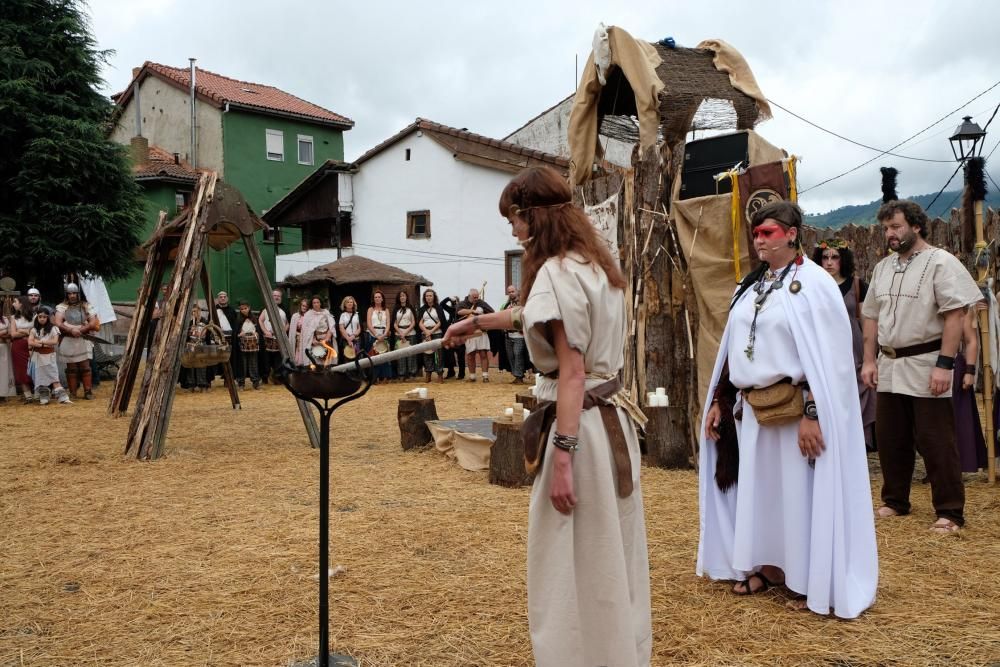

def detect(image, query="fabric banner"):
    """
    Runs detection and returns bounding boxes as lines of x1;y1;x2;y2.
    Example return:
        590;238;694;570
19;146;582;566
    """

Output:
584;192;620;261
427;419;494;472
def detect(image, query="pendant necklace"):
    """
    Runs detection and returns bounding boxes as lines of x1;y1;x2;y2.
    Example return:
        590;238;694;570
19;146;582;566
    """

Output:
892;250;923;273
745;261;795;361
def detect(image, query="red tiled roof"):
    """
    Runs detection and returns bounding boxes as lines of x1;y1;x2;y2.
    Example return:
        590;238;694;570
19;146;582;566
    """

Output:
355;118;569;172
133;144;200;182
116;62;353;129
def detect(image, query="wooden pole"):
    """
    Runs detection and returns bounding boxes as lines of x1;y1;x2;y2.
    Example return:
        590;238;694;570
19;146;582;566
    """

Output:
972;198;995;482
242;233;320;448
199;263;240;409
109;211;169;416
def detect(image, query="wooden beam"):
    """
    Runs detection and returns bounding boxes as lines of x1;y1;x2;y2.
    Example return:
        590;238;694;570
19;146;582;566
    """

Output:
200;262;240;410
242;232;321;448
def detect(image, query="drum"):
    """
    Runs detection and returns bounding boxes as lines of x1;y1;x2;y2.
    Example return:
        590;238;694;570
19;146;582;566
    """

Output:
342;344;357;360
395;338;411;350
264;337;280;352
310;344;329;361
372;339;390;354
239;332;259;352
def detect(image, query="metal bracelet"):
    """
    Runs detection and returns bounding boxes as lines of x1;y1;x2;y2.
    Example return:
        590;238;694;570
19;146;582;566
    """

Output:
510;306;524;332
552;432;579;453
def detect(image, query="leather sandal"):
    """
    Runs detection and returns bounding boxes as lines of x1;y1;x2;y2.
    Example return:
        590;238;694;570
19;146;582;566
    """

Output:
928;518;961;534
733;571;781;596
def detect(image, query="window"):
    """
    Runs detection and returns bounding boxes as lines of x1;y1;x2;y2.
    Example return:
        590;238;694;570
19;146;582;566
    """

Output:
297;135;314;165
174;191;189;212
405;148;411;161
266;129;284;161
406;210;430;239
263;226;282;243
505;250;523;288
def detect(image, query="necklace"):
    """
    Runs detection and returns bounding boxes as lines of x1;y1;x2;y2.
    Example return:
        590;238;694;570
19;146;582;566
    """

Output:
892;249;923;273
745;262;795;361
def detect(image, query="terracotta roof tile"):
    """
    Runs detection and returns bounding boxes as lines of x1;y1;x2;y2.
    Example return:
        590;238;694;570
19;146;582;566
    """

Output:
119;62;353;128
133;144;200;182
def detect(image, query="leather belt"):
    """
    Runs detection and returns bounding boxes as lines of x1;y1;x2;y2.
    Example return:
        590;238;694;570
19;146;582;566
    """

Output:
35;345;55;354
880;338;942;359
521;378;634;498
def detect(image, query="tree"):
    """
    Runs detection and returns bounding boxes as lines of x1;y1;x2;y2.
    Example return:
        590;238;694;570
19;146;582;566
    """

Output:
0;0;145;297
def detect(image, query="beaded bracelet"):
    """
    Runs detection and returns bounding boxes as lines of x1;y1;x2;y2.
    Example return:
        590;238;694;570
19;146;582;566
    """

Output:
552;432;579;453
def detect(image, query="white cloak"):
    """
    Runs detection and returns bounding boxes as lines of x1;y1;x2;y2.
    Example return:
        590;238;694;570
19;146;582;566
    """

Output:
696;258;878;619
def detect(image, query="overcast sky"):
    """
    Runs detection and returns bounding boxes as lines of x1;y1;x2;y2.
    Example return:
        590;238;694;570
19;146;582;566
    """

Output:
88;0;1000;214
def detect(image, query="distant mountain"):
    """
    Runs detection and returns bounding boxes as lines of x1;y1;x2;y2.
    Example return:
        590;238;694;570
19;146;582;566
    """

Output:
805;190;1000;229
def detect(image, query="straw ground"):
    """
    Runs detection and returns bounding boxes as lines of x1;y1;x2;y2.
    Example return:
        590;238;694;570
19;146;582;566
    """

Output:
1;378;998;666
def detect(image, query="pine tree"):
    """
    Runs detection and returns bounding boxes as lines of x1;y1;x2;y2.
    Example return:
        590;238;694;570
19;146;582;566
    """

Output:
0;0;144;297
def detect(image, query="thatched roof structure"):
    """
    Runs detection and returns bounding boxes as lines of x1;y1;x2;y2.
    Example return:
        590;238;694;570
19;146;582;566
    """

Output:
279;254;432;288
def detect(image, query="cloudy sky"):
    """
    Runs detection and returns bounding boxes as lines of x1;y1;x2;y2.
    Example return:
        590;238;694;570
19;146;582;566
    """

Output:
88;0;1000;214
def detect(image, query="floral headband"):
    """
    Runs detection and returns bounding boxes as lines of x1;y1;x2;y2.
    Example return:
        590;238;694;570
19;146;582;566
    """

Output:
817;238;849;251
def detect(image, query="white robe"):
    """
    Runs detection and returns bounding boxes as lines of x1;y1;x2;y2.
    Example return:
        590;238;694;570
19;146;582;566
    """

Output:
697;258;878;619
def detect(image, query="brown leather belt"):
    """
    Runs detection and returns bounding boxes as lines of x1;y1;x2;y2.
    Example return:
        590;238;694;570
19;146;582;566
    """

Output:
521;378;634;498
880;339;942;359
35;345;55;354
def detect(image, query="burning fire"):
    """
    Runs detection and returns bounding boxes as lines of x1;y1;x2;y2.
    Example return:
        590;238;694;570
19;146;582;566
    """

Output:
321;340;338;367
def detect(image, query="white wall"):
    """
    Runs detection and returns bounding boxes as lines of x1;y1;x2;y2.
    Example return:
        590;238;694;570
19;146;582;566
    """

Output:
277;132;519;305
111;75;224;174
506;97;634;168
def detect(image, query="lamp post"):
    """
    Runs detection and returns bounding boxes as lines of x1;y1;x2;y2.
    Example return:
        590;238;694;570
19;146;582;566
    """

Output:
949;115;995;483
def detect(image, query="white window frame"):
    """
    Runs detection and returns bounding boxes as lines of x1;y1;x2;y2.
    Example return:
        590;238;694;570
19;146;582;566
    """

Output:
266;129;284;162
297;134;314;165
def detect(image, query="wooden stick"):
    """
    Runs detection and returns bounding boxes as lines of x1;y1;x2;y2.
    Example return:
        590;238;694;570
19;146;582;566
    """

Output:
242;232;320;449
200;262;240;410
973;199;995;483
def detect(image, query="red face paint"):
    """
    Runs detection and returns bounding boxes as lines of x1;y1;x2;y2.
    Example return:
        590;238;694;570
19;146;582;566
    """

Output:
751;222;787;240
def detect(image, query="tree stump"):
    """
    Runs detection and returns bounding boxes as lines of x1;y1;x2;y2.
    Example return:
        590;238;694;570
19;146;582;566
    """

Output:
642;406;692;469
515;392;538;411
398;398;439;451
490;420;535;488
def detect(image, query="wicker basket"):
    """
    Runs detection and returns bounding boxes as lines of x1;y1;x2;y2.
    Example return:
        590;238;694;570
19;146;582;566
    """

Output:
180;322;231;369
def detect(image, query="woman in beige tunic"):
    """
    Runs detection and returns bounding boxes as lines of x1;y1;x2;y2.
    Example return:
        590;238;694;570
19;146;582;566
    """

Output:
444;166;651;667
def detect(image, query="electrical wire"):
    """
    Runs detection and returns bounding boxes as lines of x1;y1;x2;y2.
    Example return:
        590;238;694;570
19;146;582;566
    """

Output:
925;162;965;211
767;99;952;163
798;79;1000;194
351;241;506;263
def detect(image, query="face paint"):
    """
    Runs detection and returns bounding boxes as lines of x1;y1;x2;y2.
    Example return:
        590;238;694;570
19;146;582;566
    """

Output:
751;222;786;240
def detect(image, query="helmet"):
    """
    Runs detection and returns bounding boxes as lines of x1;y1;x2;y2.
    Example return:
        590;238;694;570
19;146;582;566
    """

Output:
65;283;80;293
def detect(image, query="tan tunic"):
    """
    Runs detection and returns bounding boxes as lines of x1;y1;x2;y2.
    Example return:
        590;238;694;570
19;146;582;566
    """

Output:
861;247;981;397
523;253;651;667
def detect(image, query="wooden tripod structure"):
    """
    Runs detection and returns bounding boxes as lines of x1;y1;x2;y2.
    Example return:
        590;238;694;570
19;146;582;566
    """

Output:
109;172;319;459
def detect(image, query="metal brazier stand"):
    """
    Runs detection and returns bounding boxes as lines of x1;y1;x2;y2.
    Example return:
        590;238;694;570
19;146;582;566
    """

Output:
277;340;442;667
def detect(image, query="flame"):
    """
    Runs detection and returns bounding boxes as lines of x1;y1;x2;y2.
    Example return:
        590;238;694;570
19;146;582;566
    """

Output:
321;340;338;367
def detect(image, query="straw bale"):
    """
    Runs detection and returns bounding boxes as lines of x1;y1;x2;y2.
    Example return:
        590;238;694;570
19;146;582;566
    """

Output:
1;378;998;666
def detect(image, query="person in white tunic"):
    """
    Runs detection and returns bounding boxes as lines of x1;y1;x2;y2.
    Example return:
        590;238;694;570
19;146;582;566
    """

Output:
444;166;651;667
27;308;71;404
698;201;878;618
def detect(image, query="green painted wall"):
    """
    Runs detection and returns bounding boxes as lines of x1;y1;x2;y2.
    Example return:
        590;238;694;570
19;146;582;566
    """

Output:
106;182;187;303
217;109;345;308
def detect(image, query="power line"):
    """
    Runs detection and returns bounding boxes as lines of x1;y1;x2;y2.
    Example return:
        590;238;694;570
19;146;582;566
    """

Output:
926;161;965;211
351;242;506;263
768;99;952;163
988;171;1000;195
799;79;1000;194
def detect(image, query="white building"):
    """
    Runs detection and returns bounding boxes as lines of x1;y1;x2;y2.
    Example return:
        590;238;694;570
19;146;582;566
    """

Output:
269;118;568;303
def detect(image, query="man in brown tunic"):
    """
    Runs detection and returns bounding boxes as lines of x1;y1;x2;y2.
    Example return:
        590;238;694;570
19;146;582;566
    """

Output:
861;200;981;533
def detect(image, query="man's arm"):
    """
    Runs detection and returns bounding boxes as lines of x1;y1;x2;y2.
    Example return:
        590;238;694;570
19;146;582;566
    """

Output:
861;316;879;389
929;308;965;396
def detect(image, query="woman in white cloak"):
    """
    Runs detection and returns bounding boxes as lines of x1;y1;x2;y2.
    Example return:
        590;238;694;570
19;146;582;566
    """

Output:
445;166;651;667
698;200;878;618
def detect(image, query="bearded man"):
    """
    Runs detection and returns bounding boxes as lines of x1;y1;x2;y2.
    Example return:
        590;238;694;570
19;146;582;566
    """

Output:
54;283;99;399
861;200;981;534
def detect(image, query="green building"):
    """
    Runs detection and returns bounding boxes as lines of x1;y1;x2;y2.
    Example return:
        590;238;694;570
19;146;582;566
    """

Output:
108;61;353;307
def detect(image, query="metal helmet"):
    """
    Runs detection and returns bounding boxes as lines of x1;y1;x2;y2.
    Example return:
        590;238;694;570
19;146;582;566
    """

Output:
65;283;80;293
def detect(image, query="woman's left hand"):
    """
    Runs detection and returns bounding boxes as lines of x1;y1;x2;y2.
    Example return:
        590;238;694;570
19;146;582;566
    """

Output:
798;418;825;459
549;449;577;515
962;373;975;391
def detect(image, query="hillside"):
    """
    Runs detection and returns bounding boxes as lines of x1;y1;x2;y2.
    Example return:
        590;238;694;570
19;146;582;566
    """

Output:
806;190;1000;229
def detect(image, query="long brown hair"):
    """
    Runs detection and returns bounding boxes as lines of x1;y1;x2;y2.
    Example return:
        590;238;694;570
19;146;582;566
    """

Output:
498;166;625;300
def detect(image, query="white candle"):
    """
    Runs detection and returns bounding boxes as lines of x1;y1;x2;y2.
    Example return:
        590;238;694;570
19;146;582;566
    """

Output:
647;392;656;406
655;387;666;396
417;388;428;399
663;394;669;407
530;385;537;396
522;408;530;420
504;407;514;416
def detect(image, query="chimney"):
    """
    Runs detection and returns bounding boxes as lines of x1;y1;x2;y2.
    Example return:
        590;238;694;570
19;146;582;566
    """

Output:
132;67;141;79
189;58;197;169
173;152;180;165
130;136;149;165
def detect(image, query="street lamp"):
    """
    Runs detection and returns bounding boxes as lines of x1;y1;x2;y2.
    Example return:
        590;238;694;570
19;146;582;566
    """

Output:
949;115;987;162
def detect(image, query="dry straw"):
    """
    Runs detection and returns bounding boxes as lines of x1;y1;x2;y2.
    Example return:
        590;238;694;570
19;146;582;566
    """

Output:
1;379;997;666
